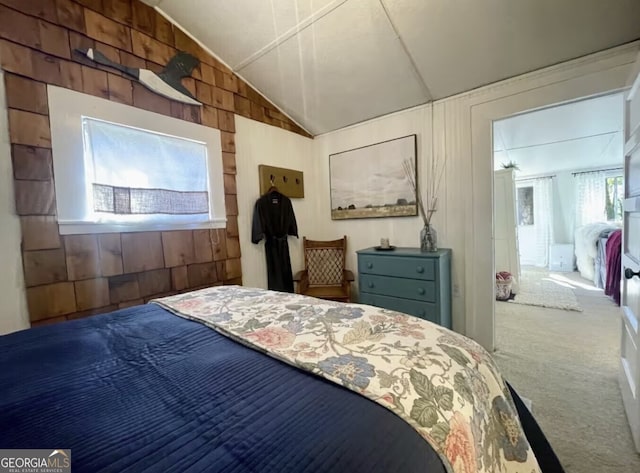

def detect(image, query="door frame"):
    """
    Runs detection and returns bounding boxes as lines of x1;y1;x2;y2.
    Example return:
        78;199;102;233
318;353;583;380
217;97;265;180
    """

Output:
466;46;638;350
620;50;640;451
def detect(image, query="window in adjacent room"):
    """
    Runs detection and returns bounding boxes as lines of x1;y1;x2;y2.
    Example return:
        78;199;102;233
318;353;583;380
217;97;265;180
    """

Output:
48;85;226;234
605;175;624;222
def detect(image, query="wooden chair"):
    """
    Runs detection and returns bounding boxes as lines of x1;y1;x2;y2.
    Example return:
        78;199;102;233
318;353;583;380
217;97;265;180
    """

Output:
293;236;355;302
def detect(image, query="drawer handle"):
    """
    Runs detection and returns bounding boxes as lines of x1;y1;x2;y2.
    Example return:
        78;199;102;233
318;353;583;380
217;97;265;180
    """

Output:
367;282;374;289
416;266;424;274
367;262;373;269
418;288;425;295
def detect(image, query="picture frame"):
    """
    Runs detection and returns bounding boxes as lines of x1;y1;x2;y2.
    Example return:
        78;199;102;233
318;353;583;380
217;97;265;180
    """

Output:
329;135;418;220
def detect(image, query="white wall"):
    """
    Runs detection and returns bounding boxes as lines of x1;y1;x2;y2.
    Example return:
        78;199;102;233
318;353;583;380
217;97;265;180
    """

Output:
235;116;315;289
0;69;29;334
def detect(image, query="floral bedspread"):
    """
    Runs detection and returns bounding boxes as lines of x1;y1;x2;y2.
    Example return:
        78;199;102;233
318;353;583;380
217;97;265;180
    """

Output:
151;286;541;473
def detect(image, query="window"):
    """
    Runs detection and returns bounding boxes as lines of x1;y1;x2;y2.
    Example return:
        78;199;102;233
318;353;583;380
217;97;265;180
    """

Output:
605;175;624;222
48;86;225;234
574;170;624;228
84;118;210;224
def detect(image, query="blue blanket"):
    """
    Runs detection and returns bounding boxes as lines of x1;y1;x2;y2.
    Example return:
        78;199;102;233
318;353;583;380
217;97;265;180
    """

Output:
0;305;444;472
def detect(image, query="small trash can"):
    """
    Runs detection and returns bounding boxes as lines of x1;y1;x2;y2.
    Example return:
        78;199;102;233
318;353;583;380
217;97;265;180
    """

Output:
495;272;513;301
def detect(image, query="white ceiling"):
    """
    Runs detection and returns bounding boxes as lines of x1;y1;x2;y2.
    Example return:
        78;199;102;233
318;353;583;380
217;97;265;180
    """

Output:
493;93;624;176
148;0;640;135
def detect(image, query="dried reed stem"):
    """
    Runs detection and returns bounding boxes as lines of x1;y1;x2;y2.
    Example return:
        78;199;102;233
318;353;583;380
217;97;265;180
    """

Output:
403;137;445;227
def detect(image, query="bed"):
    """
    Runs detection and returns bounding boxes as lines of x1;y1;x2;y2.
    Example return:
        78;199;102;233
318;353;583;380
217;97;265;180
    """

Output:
0;286;564;473
574;222;618;283
575;223;622;304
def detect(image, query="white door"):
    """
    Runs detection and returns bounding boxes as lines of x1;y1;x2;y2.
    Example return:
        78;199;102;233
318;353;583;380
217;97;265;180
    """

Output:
494;169;521;291
620;51;640;452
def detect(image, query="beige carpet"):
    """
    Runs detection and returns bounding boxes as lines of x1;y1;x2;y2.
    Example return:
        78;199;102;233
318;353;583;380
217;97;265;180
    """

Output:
495;271;640;473
509;267;582;312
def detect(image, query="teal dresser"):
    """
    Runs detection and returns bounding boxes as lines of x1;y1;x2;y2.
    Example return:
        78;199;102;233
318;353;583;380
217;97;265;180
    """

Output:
356;247;451;329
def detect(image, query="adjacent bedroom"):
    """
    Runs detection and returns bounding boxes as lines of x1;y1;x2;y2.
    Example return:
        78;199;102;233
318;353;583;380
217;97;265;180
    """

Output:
0;1;639;473
493;92;636;471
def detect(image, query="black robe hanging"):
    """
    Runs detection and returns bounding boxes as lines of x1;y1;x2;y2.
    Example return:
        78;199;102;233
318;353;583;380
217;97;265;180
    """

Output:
251;191;298;292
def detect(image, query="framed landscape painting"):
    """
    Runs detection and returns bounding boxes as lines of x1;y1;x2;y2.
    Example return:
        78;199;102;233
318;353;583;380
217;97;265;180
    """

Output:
329;135;417;220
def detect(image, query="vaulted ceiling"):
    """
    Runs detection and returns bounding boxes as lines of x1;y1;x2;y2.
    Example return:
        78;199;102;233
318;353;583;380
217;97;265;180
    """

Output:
144;0;640;135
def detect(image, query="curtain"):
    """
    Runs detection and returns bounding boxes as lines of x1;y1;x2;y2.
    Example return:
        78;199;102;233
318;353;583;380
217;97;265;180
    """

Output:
574;171;607;228
533;177;553;267
83;118;210;222
517;177;553;267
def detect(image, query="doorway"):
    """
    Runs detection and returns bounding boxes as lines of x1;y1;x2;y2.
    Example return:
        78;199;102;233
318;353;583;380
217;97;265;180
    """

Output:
493;93;625;309
465;43;635;352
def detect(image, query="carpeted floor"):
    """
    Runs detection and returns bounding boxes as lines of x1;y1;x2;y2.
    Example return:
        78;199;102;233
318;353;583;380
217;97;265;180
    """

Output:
495;271;640;473
509;267;582;312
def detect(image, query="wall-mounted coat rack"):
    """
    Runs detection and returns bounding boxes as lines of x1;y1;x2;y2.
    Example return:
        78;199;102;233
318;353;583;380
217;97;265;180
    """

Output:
259;165;305;198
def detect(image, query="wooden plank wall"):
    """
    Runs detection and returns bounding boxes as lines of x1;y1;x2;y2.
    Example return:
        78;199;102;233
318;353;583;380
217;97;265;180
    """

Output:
0;0;309;326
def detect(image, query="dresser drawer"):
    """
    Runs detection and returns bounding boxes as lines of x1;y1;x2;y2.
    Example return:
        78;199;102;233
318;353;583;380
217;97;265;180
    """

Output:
360;274;436;302
358;254;435;281
359;292;441;324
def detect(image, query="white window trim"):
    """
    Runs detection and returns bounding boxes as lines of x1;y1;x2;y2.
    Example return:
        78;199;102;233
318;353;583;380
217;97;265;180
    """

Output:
47;85;226;235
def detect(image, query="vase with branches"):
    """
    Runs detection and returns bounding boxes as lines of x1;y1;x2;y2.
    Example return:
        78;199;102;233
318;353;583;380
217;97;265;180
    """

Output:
403;154;445;252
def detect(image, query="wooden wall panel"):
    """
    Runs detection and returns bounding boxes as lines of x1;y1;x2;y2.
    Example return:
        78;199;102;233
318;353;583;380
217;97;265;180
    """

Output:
226;216;239;238
11;145;52;180
170;266;189;291
23;249;67;286
102;0;133;26
26;283;76;321
131;1;155;37
4;74;48;114
222;152;236;174
84;9;132;51
187;262;218;287
121;232;164;273
38;20;71;59
64;235;101;280
109;274;140;304
1;0;309;326
13;180;55;215
211;229;227;261
161;231;195;267
8;109;50;147
21;216;61;251
0;0;58;22
56;0;86;33
98;234;123;277
0;39;35;76
75;278;110;310
107;72;133;104
138;269;171;297
193;230;213;263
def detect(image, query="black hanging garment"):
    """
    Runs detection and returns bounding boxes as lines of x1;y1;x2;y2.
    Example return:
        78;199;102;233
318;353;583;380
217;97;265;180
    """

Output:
251;191;298;292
